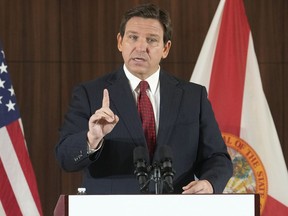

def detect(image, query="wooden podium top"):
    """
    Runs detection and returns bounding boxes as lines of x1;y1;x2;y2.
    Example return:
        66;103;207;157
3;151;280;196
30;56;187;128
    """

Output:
54;194;259;216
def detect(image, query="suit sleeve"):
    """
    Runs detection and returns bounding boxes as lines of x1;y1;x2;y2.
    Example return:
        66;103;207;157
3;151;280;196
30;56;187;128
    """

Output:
195;86;233;193
55;84;102;172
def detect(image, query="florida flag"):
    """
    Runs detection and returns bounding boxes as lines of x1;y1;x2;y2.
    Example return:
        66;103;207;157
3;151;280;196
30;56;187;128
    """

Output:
191;0;288;215
0;43;43;215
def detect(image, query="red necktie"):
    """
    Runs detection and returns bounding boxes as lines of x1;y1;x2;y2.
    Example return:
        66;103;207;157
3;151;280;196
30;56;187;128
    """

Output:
137;81;156;157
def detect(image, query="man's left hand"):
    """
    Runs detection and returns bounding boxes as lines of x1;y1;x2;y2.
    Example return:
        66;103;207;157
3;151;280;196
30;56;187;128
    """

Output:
182;180;213;194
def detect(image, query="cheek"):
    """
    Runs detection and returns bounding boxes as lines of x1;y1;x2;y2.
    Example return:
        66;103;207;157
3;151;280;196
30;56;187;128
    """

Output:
150;49;166;60
121;43;133;54
121;49;132;62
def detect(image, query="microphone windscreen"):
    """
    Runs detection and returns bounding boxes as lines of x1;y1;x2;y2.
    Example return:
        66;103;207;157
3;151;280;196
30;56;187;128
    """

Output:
158;145;173;161
133;146;149;163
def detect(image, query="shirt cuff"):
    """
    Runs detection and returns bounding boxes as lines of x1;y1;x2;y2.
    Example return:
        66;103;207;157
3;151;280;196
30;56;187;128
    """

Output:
87;139;104;155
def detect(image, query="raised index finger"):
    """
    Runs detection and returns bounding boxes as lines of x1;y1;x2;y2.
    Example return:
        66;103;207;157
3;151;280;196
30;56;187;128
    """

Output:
102;89;110;108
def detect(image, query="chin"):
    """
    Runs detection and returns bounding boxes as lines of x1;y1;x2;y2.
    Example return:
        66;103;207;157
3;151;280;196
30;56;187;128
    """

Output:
127;65;147;73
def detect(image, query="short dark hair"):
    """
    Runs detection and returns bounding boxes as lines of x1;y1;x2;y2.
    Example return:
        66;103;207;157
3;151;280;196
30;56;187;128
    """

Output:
119;3;172;44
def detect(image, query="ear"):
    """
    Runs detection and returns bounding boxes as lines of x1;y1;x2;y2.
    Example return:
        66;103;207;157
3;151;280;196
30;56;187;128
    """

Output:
162;40;172;59
117;33;123;52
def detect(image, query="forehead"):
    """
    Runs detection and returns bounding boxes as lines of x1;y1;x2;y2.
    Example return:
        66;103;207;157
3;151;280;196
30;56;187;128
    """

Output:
125;17;164;36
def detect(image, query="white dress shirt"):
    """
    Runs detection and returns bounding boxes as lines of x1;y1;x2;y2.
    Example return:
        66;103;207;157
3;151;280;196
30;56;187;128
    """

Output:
123;64;160;134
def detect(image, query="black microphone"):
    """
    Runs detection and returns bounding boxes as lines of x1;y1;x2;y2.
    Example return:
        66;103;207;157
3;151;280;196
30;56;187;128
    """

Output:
133;146;149;193
159;145;175;193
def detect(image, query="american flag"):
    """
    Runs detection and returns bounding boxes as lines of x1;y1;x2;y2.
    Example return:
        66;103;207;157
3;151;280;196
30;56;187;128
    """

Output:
0;43;42;215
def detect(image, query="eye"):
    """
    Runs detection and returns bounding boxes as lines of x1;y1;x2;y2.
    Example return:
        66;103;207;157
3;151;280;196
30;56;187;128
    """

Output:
147;37;158;43
147;37;159;47
128;34;138;41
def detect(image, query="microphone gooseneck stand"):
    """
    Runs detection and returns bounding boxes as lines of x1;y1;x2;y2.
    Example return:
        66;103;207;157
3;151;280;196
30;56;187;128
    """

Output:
152;163;162;194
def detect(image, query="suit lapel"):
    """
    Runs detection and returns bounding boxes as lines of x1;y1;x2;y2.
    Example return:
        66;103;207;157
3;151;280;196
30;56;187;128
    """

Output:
106;69;146;146
105;69;183;155
157;71;183;149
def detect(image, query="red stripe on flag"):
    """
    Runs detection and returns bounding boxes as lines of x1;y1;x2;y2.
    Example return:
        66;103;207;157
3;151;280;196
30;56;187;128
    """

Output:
6;121;43;215
208;0;250;136
0;159;22;215
262;195;288;216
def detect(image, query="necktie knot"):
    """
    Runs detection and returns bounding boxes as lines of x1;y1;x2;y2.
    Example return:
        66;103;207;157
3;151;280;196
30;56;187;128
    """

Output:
139;81;149;93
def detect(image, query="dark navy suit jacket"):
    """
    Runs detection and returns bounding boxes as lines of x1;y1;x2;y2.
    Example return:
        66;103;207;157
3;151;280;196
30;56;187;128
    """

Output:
55;68;232;194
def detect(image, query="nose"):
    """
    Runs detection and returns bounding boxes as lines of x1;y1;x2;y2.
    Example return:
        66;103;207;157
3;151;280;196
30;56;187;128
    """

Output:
135;38;148;52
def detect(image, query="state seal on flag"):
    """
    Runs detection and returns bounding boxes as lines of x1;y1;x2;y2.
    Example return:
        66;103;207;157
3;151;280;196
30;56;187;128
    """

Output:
222;132;268;214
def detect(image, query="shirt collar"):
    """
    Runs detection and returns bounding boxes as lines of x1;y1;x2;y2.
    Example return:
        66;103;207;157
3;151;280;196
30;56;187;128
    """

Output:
123;64;160;95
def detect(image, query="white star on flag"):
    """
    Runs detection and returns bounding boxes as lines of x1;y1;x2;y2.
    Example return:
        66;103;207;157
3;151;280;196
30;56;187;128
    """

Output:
8;86;15;96
0;62;7;73
0;78;5;88
6;100;16;111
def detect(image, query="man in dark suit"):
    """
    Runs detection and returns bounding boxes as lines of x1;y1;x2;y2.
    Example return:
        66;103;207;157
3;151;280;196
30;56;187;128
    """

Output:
55;3;232;194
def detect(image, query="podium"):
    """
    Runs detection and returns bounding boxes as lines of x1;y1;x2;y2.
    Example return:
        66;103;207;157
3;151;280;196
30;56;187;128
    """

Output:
54;194;259;216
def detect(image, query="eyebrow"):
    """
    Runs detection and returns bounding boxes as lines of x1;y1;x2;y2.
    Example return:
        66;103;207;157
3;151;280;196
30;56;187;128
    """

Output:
126;30;138;35
126;31;160;38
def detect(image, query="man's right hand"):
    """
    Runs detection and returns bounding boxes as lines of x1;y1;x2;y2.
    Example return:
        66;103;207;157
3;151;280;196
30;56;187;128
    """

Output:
87;89;119;149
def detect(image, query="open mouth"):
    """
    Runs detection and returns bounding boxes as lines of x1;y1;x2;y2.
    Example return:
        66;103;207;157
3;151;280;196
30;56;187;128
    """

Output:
132;57;146;62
